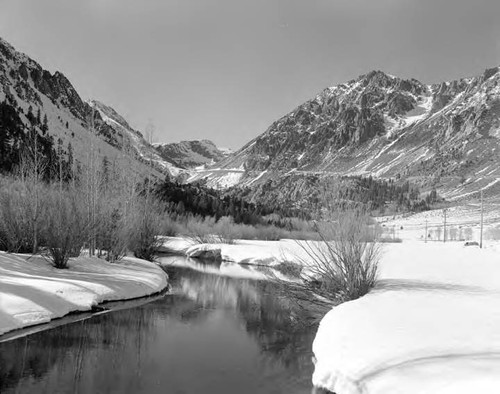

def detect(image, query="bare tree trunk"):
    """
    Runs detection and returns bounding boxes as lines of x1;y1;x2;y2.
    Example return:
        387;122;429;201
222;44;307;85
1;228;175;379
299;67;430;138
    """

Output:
18;127;46;254
86;108;100;257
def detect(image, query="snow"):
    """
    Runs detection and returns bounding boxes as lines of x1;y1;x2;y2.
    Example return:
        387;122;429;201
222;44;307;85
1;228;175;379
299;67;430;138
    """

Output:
186;164;246;189
210;171;244;188
402;94;433;126
89;100;184;178
218;146;233;155
312;241;500;394
447;178;500;201
160;237;312;266
0;253;167;336
245;170;267;186
159;255;268;280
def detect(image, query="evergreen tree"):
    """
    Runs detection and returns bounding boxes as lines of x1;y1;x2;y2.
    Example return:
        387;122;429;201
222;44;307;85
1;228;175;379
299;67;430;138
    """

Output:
42;113;48;133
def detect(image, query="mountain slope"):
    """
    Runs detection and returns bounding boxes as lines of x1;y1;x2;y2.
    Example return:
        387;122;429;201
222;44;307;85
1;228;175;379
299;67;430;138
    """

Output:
154;139;231;169
190;68;500;201
88;100;183;176
0;36;169;179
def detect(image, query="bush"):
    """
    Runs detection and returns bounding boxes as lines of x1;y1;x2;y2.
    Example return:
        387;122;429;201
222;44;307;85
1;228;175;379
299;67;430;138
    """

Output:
213;216;240;244
379;237;403;243
159;216;181;237
486;226;500;241
0;181;32;252
273;261;303;278
294;209;380;303
128;196;166;262
0;176;44;253
41;186;88;269
183;216;219;244
177;213;318;244
96;206;130;263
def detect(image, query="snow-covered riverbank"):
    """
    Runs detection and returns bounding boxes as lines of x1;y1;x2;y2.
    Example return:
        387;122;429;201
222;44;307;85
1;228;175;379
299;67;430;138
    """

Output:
0;252;168;336
159;236;500;392
312;241;500;394
159;236;310;265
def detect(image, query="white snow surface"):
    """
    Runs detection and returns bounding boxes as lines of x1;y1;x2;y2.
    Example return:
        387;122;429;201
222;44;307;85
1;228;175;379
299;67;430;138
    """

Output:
312;241;500;394
0;253;167;336
160;237;310;266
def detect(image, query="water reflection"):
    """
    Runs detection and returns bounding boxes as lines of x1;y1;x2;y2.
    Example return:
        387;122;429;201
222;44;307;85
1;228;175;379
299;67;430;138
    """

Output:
0;258;319;394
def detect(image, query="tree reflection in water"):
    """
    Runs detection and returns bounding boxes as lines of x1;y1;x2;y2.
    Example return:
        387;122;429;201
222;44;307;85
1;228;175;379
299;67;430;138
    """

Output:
0;261;320;394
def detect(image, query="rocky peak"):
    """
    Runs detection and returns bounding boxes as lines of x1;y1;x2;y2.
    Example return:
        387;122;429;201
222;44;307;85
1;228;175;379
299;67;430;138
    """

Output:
155;139;230;169
483;66;499;81
89;100;135;133
359;70;395;88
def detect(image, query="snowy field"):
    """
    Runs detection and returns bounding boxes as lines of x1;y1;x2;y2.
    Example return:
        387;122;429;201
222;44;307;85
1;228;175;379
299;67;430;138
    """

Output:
313;241;500;394
378;202;500;241
0;253;168;336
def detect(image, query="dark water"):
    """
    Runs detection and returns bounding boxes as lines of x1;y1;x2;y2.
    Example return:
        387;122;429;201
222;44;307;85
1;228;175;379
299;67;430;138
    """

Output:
0;257;319;394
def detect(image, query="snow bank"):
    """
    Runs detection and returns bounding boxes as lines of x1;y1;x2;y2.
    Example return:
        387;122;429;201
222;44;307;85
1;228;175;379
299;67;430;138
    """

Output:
159;255;269;280
0;253;167;336
160;237;311;265
312;241;500;394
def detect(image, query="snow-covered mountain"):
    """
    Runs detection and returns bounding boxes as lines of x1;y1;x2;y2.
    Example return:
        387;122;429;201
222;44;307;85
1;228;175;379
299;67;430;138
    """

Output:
154;139;231;169
0;36;176;179
190;68;500;201
88;100;184;176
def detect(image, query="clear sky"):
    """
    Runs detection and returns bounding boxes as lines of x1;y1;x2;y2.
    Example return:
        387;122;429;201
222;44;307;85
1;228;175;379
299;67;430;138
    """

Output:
1;0;500;149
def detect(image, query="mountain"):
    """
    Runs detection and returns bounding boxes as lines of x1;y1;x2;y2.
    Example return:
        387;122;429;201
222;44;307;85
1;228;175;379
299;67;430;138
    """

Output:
190;68;500;202
154;140;231;169
88;100;183;176
0;36;173;179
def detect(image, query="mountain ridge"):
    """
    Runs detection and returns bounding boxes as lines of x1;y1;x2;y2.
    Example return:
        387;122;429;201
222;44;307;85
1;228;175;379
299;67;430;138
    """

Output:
0;35;197;180
189;66;500;203
0;35;172;179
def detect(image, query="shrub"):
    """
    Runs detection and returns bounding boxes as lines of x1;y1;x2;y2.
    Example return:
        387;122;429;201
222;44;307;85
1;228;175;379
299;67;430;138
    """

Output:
273;261;303;278
293;209;381;303
379;237;403;243
128;196;166;262
159;216;181;237
97;206;130;263
0;177;41;253
175;213;319;244
213;216;240;244
486;226;500;241
41;186;88;268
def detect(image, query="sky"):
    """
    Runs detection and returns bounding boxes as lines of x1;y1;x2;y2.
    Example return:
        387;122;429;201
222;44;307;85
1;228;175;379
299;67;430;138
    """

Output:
0;0;500;149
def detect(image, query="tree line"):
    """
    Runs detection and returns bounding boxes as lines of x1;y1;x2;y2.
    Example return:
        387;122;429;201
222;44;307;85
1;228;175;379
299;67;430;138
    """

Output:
0;100;167;267
0;101;73;180
339;175;440;214
155;179;309;228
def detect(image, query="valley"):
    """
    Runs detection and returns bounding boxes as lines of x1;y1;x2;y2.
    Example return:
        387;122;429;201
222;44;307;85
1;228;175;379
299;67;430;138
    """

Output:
1;7;500;393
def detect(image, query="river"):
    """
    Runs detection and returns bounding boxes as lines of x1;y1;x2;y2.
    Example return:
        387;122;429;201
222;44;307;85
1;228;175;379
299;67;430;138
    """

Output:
0;256;322;393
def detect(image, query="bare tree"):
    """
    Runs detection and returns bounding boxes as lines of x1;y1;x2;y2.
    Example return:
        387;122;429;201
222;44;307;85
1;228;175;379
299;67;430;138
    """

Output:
435;226;442;241
144;120;156;145
83;108;103;256
464;227;473;240
18;127;47;253
449;226;458;241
